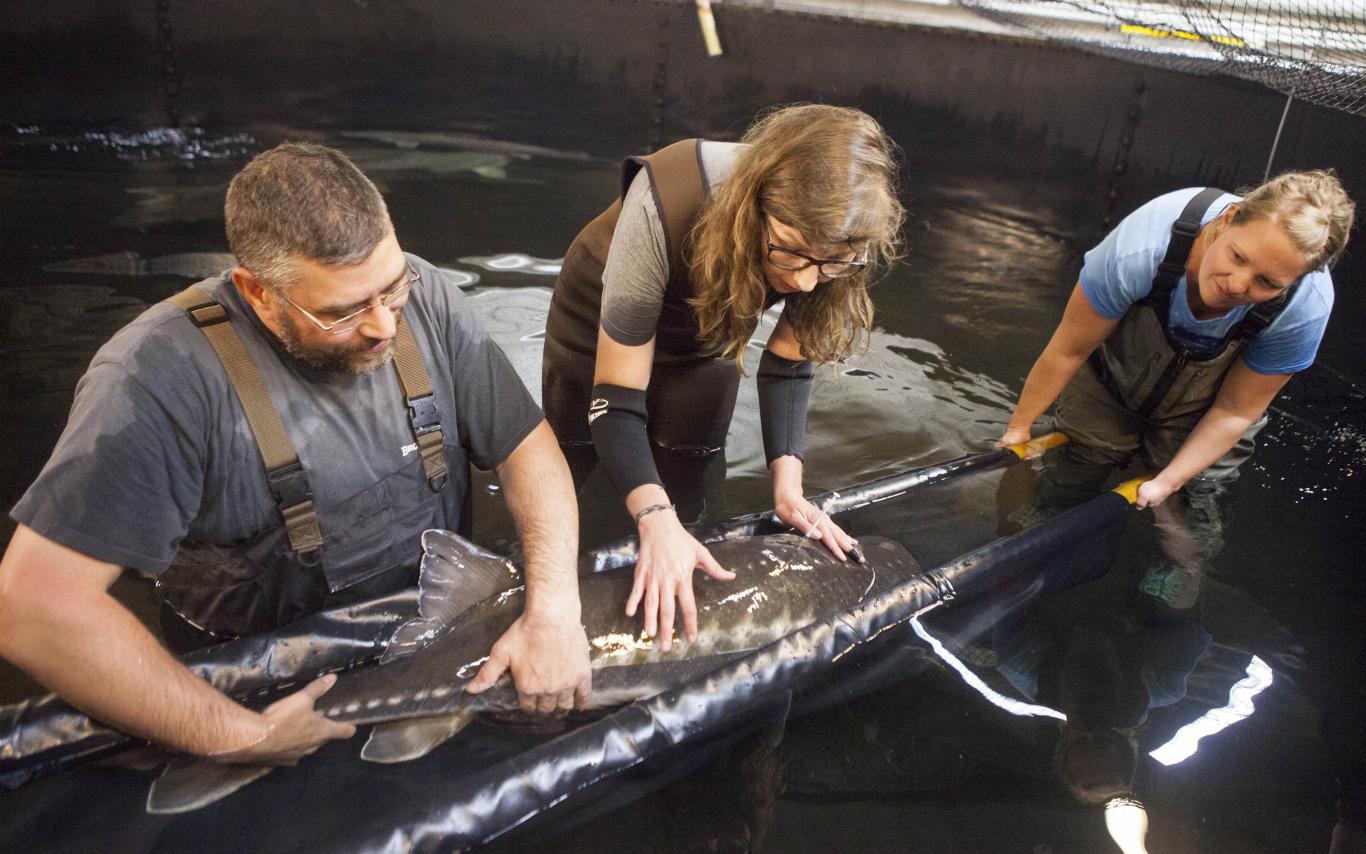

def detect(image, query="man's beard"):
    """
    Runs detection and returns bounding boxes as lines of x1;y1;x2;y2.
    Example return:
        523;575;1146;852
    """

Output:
276;308;395;376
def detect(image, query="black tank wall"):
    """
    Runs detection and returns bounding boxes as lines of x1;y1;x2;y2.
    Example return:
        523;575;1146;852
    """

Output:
5;0;1363;370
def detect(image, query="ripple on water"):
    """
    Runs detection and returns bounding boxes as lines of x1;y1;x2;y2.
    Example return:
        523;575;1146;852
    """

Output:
43;251;237;278
339;130;592;162
459;254;562;276
910;182;1082;337
1;125;258;163
462;285;1018;487
329;128;593;181
434;268;479;289
1243;363;1366;524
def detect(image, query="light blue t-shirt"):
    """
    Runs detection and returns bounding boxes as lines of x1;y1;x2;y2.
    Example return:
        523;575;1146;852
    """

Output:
1079;187;1334;375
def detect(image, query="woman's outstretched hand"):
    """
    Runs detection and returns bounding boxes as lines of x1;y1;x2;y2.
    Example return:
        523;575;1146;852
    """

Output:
769;456;861;563
626;509;735;651
773;491;862;563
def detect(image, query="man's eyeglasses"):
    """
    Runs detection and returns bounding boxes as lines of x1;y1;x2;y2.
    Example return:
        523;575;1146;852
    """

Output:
277;262;420;335
763;220;867;279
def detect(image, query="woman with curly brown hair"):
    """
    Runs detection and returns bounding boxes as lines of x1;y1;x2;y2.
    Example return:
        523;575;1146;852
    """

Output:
543;104;904;649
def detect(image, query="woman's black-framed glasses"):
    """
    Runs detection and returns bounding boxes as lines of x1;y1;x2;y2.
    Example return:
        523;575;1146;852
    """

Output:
278;262;420;335
763;220;867;279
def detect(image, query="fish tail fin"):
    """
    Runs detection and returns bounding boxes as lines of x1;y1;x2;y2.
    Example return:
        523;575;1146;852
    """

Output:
360;709;477;764
145;758;274;814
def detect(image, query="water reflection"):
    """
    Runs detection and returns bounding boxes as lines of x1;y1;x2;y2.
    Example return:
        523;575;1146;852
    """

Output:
1255;367;1366;515
114;185;233;229
905;181;1079;329
338;129;592;163
43;251;237;278
2;125;257;163
460;253;563;275
354;147;515;179
768;484;1290;852
330;129;593;181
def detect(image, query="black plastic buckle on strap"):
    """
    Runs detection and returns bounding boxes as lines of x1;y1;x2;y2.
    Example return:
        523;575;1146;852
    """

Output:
1170;216;1203;241
407;394;442;437
1148;264;1185;302
187;302;228;328
267;460;313;510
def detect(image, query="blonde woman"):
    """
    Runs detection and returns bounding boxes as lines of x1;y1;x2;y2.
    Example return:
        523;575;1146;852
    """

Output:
998;171;1354;608
543;104;904;649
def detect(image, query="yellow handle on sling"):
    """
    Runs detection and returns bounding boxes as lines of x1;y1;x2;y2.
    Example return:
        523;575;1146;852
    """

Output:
1000;432;1150;505
1004;431;1068;460
1112;477;1151;505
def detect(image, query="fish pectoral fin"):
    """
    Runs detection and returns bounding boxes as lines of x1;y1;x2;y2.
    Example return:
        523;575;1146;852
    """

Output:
146;758;274;814
360;710;477;764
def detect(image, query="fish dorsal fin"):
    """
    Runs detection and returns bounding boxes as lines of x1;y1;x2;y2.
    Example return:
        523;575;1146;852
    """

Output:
380;529;521;665
146;758;274;814
359;710;478;764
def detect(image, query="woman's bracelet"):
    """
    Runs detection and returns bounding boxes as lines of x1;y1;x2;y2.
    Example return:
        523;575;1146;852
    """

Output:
632;502;676;525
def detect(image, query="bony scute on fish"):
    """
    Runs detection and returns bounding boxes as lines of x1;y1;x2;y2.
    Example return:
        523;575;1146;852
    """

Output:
590;631;658;659
455;656;489;681
145;530;921;814
713;586;762;607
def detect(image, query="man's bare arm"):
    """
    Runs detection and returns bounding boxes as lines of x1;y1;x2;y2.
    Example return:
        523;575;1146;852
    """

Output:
0;525;353;763
465;421;591;712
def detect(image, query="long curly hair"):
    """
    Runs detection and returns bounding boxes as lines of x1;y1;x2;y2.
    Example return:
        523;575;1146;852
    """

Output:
686;104;905;369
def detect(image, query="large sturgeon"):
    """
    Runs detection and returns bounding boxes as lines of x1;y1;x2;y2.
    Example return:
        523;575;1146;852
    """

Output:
148;530;921;813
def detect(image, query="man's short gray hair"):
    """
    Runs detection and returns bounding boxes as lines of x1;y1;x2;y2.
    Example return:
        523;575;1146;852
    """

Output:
225;142;391;287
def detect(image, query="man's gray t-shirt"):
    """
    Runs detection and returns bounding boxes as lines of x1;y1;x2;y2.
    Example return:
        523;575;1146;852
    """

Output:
12;254;542;587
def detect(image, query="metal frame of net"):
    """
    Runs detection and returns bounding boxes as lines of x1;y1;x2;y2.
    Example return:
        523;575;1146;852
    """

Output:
956;0;1366;116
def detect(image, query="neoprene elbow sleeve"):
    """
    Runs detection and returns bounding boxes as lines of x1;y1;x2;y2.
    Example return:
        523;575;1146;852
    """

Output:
756;350;815;465
588;383;664;496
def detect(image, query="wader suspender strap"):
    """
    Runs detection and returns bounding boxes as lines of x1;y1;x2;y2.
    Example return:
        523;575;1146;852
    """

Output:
1231;281;1299;343
392;317;448;491
653;139;705;285
626;139;706;295
1145;188;1298;348
165;286;324;556
1088;188;1299;419
1142;187;1231;334
1126;187;1228;418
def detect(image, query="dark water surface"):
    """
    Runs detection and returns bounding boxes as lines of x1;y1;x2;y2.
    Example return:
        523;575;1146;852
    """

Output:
1;121;1363;853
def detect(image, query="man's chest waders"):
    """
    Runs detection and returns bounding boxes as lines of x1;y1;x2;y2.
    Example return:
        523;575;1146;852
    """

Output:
1057;187;1298;477
542;139;749;454
156;287;450;640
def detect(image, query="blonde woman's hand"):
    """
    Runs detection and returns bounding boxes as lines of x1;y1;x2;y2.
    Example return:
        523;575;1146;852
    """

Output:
996;424;1033;449
1136;478;1178;509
